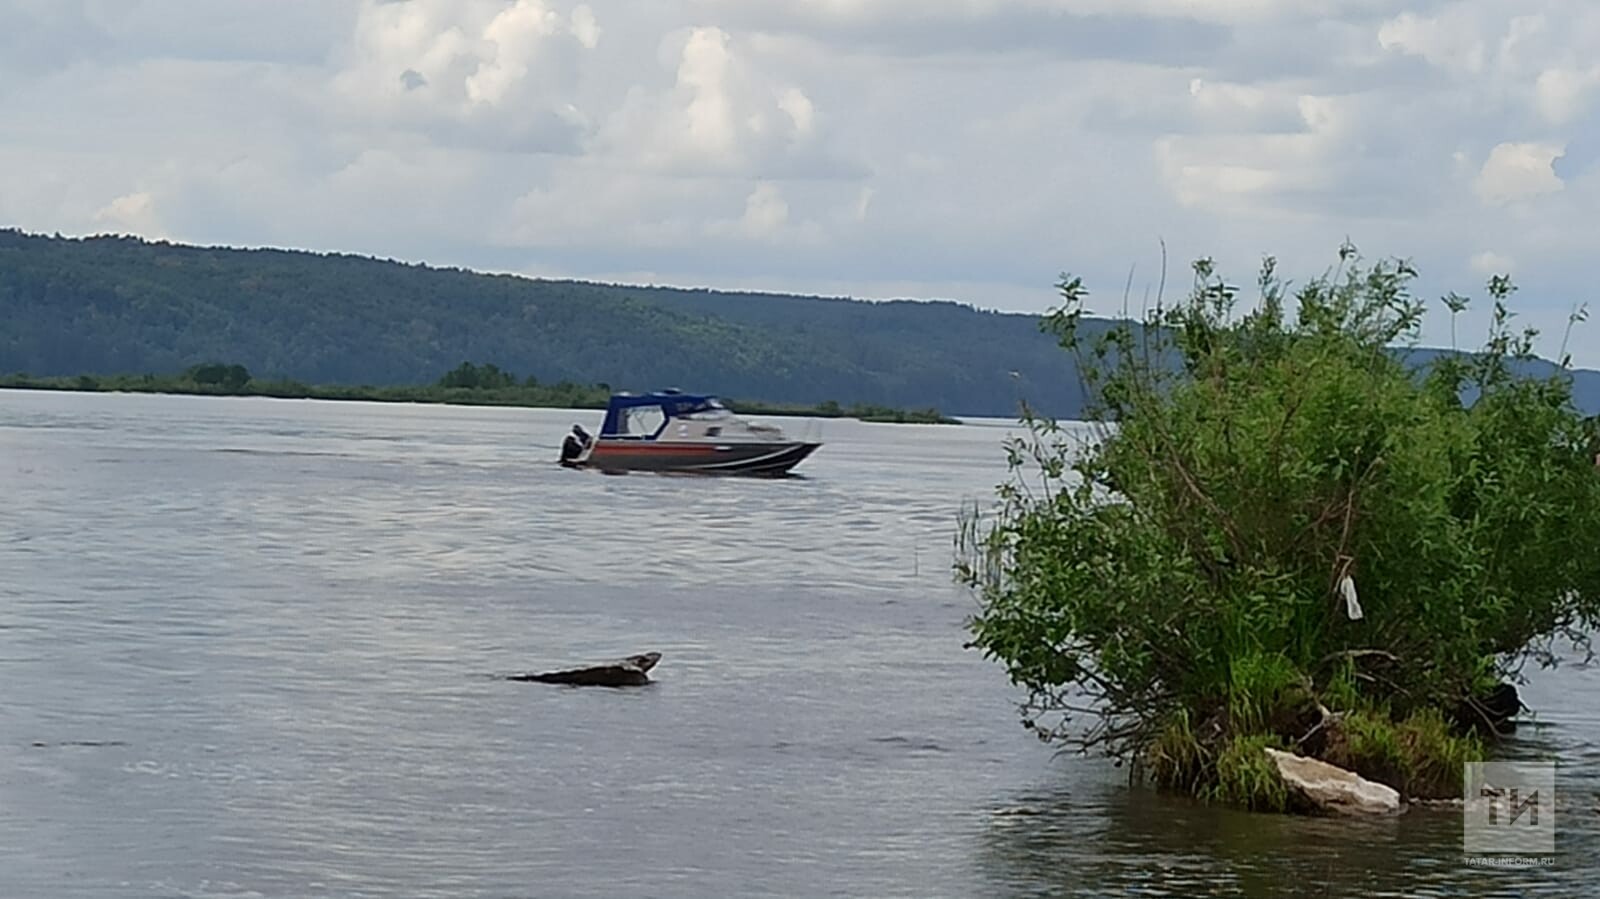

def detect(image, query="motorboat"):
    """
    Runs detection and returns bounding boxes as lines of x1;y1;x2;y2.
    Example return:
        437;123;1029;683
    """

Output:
559;390;822;476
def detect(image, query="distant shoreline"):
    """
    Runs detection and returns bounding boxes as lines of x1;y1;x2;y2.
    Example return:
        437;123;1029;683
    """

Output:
0;373;962;425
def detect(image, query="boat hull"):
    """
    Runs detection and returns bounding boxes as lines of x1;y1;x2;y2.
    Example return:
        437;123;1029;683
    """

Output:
580;440;821;476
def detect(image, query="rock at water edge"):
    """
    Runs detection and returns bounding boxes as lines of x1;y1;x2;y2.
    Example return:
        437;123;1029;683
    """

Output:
1264;747;1401;815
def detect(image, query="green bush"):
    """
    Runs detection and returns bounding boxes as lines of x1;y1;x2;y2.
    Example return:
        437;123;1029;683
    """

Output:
957;245;1600;806
184;362;251;391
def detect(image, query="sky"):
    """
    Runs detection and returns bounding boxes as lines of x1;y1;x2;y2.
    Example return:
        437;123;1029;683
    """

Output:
3;0;1598;366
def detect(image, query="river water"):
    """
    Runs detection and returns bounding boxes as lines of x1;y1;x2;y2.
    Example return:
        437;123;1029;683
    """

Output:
1;390;1595;897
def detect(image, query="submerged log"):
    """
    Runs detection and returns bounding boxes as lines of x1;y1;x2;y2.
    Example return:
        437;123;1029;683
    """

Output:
1264;748;1401;815
508;652;661;687
1453;682;1524;735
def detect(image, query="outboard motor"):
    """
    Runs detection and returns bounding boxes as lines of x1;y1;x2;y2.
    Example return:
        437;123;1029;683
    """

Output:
559;424;593;467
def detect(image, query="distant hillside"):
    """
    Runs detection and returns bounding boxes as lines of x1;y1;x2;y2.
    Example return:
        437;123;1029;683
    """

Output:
2;228;1597;417
0;229;1090;417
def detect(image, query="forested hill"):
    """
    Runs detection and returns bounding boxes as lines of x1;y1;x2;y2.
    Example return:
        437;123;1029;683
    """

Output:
3;228;1598;417
0;229;1090;417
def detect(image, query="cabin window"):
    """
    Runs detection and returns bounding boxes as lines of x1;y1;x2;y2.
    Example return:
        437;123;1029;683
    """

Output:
706;426;722;437
624;405;665;437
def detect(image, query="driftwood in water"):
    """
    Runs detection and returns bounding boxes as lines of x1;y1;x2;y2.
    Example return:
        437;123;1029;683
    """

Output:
1454;682;1524;735
508;652;661;687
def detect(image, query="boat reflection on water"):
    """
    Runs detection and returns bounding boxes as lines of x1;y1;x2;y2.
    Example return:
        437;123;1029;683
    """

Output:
559;389;822;477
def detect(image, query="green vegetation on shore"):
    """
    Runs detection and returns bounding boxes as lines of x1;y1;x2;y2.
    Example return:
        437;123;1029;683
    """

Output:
732;398;959;425
0;361;960;424
958;246;1600;810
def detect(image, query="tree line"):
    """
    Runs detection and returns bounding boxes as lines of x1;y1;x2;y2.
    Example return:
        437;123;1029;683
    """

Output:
0;361;959;423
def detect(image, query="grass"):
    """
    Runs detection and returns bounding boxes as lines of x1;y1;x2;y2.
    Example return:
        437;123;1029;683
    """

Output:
1207;734;1291;812
1322;708;1483;800
1143;702;1481;809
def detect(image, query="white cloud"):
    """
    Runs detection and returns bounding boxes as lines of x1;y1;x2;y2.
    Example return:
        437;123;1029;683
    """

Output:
1469;250;1515;275
695;0;1393;33
1154;85;1366;214
1535;65;1600;125
778;87;816;136
740;183;789;238
331;0;597;152
1378;10;1489;74
679;27;738;160
92;191;164;237
4;0;1600;371
503;163;706;248
1187;79;1281;125
465;1;566;107
597;25;845;177
1474;142;1566;206
853;186;875;222
570;4;601;49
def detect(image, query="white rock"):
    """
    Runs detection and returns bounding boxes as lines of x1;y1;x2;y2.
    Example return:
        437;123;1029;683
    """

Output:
1264;748;1400;815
